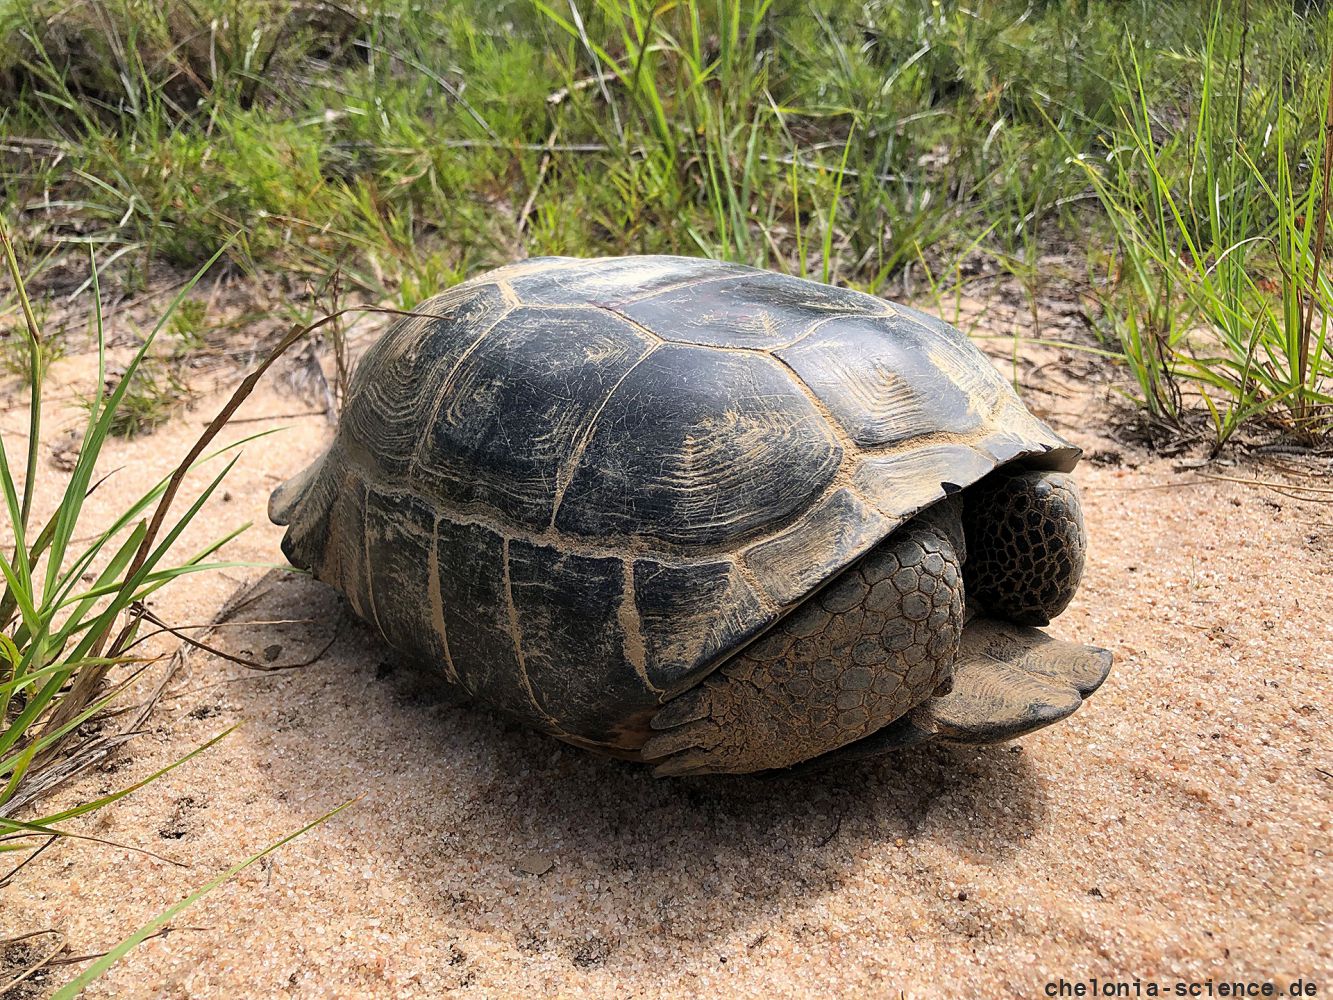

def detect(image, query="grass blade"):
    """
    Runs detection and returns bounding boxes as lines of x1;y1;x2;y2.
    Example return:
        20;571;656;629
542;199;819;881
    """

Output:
48;799;357;1000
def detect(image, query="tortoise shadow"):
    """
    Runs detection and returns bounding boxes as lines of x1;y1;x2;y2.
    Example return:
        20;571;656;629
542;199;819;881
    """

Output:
222;571;1048;964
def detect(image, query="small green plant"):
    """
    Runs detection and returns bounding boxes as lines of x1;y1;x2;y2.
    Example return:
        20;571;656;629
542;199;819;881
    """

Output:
0;330;64;382
168;297;208;353
0;223;251;824
0;221;357;994
0;298;63;380
83;357;192;438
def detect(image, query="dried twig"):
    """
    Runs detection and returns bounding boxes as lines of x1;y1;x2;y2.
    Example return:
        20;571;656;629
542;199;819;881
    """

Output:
517;127;562;239
1196;472;1333;501
0;835;57;888
132;601;342;672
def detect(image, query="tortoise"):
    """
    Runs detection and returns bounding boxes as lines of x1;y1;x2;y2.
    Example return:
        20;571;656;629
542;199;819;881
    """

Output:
270;255;1112;775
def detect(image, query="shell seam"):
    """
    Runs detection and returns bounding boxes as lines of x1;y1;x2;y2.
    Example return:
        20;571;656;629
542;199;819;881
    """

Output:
618;567;664;697
427;517;461;687
361;479;390;640
547;343;661;529
495;279;522;308
502;537;568;734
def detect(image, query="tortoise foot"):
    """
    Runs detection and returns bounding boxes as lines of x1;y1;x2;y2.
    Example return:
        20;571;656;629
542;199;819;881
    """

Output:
913;617;1111;743
799;618;1112;768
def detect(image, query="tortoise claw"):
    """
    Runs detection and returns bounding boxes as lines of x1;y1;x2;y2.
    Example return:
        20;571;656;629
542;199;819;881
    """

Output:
640;721;724;762
649;687;714;729
649;752;717;778
640;689;726;770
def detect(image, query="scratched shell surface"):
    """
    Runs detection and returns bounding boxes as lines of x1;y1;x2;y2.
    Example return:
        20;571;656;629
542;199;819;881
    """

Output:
270;255;1080;749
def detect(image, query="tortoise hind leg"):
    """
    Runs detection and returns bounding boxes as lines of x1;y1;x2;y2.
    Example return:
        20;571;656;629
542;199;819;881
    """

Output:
964;468;1086;626
798;618;1112;768
640;516;964;776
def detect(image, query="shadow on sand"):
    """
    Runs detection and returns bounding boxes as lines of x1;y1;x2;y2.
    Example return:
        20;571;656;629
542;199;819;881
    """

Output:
213;571;1047;962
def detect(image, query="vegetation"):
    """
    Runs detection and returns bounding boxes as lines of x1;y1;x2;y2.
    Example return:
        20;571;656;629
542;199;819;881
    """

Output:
0;226;243;826
0;220;353;995
1067;6;1333;446
1;0;1330;442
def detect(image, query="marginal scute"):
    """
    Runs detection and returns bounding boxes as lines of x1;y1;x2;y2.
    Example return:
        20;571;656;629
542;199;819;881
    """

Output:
269;452;323;528
743;489;891;607
278;443;372;615
892;304;1080;467
853;444;996;518
554;344;842;546
363;487;449;670
986;397;1081;470
433;520;536;723
508;541;648;742
632;559;767;695
413;305;656;528
341;284;506;476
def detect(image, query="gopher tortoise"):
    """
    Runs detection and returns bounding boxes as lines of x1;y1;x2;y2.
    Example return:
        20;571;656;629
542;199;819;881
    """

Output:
270;255;1111;775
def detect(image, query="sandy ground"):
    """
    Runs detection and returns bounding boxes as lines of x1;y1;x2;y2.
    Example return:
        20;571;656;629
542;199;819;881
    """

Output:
1;285;1330;999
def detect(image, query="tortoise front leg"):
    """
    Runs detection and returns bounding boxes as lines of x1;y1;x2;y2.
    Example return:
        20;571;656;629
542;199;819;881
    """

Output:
640;516;964;776
794;618;1114;768
963;468;1086;626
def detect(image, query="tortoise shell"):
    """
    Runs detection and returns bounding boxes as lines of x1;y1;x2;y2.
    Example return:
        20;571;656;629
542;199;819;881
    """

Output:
270;255;1079;752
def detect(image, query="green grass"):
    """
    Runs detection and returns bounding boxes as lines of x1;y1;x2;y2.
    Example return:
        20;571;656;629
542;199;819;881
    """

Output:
0;220;249;987
0;0;1214;285
0;309;63;380
1;0;1330;444
80;357;191;438
0;222;250;823
1066;5;1333;445
0;219;357;994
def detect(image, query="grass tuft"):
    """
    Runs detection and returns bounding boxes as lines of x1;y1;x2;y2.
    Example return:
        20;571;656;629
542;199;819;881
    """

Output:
1064;4;1333;446
81;357;192;439
0;220;251;824
0;217;361;993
